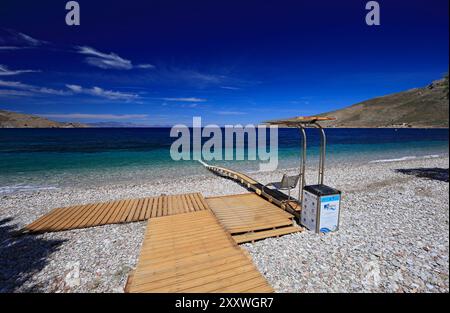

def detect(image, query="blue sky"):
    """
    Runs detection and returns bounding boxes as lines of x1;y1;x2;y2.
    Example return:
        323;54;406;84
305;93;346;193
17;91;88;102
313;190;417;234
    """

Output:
0;0;448;126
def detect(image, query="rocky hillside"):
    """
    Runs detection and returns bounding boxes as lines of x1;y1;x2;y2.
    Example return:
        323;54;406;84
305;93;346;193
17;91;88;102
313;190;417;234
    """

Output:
319;77;449;128
0;110;87;128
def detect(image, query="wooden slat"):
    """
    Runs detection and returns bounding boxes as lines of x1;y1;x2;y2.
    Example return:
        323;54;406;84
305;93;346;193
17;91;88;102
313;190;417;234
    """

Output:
81;201;110;228
116;200;128;222
150;197;158;218
117;199;133;222
101;200;122;224
135;247;239;273
189;193;201;211
26;207;66;232
213;275;272;293
242;284;274;293
47;205;83;231
133;252;244;281
109;200;127;224
140;198;150;220
58;204;96;230
156;196;163;217
93;201;115;226
206;193;301;243
233;226;301;244
25;208;60;231
225;221;294;234
133;198;144;221
184;193;195;212
127;210;272;293
22;193;210;234
125;199;139;223
179;194;189;213
29;207;70;232
69;203;102;229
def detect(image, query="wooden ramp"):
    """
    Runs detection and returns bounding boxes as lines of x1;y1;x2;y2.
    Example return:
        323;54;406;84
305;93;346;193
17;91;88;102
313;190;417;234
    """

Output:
200;161;301;218
22;193;209;234
206;193;301;244
126;210;273;293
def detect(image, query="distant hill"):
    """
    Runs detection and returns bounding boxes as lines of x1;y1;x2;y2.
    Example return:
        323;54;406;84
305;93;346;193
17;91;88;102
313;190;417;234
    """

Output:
2;76;449;129
85;121;153;128
319;77;449;128
0;110;87;128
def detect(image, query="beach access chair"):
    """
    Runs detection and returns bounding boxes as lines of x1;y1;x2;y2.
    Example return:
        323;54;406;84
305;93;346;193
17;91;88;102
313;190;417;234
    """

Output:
263;174;300;202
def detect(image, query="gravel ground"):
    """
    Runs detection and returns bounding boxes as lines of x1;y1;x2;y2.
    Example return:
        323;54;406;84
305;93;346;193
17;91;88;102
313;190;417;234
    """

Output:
0;156;448;293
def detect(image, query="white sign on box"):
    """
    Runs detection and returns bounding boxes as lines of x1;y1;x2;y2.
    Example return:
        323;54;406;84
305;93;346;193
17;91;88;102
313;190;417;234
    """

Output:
319;194;340;232
301;190;341;233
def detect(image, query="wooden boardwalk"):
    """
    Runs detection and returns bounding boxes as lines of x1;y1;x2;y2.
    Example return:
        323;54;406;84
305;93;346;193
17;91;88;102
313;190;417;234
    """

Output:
126;210;273;293
206;193;301;244
200;162;302;218
22;191;300;244
22;193;209;234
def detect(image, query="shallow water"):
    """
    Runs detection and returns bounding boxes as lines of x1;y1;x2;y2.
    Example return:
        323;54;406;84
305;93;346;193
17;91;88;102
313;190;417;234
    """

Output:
0;128;448;192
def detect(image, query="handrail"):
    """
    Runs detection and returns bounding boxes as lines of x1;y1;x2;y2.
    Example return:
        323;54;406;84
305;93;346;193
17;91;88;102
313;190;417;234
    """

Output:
297;125;307;206
314;123;326;185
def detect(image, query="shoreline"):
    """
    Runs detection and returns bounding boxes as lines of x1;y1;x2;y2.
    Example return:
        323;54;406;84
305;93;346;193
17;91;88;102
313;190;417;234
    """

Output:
1;152;448;193
0;156;448;292
1;126;449;129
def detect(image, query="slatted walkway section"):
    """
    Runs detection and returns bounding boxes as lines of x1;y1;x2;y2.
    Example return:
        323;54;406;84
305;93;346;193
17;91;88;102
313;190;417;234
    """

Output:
22;193;209;234
199;161;302;218
126;210;273;293
206;193;301;244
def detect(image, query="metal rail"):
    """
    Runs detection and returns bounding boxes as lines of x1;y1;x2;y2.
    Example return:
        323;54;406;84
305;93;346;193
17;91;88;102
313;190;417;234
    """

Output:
314;123;326;185
295;122;327;207
297;125;307;206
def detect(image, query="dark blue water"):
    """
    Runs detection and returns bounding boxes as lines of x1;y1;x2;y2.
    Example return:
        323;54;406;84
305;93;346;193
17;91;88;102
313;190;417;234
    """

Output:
0;128;448;192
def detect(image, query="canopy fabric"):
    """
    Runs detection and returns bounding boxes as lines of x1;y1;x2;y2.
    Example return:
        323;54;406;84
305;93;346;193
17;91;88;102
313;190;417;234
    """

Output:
264;116;336;127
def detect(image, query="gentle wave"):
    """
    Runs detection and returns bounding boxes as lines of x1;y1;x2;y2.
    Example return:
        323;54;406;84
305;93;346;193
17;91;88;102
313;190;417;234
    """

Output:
0;184;59;195
369;154;442;164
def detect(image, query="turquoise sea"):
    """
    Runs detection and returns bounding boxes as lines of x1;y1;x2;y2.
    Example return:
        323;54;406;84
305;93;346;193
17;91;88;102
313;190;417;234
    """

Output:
0;128;448;193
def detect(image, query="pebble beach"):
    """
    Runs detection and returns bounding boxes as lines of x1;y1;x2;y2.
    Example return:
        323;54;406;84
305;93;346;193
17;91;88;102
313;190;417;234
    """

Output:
0;156;448;293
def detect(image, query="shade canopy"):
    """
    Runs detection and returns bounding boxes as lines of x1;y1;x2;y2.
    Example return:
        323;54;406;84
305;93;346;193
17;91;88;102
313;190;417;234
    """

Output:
264;116;336;127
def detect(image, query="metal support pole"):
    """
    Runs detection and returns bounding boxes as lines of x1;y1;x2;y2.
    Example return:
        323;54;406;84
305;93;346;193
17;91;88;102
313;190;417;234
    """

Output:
314;123;326;185
298;125;307;206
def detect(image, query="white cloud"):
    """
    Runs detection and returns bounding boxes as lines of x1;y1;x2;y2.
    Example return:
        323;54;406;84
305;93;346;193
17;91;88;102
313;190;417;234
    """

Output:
65;84;82;92
136;64;155;69
41;114;149;120
66;84;139;101
17;32;45;46
0;46;24;50
161;97;207;102
0;29;47;50
0;64;40;76
215;111;247;115
186;71;225;83
0;80;29;88
0;79;68;96
77;46;154;70
0;79;138;101
0;89;34;97
37;87;68;95
146;67;230;88
78;46;132;70
220;86;241;90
